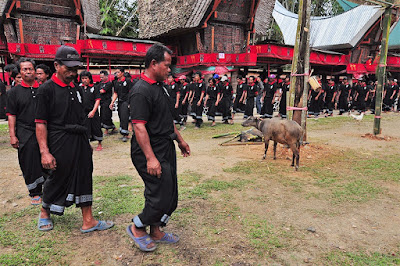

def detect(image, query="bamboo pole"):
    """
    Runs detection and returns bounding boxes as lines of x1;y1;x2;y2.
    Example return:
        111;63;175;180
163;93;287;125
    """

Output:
301;0;311;143
287;0;304;120
374;7;392;135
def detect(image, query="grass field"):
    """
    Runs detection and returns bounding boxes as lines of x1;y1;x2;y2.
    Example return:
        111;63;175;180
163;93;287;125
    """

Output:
1;114;400;265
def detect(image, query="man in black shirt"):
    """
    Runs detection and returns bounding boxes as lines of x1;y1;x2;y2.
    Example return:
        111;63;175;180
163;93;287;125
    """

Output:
242;76;258;119
233;76;246;114
35;45;114;232
7;57;45;205
128;44;190;252
0;80;6;119
80;71;103;151
178;75;190;125
219;75;234;124
35;64;51;85
97;70;116;134
262;74;277;119
110;67;133;142
355;80;369;114
337;77;351;115
324;79;337;116
204;77;220;126
189;72;205;128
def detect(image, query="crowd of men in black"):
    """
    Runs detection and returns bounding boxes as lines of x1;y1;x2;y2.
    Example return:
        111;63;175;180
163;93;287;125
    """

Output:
308;76;400;117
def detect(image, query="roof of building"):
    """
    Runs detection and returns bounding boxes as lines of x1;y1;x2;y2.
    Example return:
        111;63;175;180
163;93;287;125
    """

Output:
138;0;275;39
273;0;383;50
0;0;101;33
81;0;101;32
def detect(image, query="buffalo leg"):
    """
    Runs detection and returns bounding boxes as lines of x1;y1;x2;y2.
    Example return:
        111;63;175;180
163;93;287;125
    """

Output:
273;141;277;160
263;140;269;159
289;143;298;167
295;142;300;170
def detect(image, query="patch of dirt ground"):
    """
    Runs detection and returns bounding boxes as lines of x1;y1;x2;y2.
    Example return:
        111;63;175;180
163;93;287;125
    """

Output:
1;112;400;265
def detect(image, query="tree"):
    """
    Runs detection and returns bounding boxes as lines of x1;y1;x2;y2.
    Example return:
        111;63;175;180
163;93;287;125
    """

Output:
99;0;139;38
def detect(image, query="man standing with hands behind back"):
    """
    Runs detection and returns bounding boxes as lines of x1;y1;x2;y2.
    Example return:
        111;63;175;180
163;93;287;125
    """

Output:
127;44;190;252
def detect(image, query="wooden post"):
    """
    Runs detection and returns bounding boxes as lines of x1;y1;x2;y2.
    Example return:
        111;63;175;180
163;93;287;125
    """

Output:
211;26;215;53
300;0;311;142
86;57;89;71
76;25;80;41
288;0;311;130
18;18;24;43
374;7;392;135
108;58;112;78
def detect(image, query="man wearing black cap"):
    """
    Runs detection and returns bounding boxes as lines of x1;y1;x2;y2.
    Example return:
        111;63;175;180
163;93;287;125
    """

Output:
127;43;190;252
35;45;114;232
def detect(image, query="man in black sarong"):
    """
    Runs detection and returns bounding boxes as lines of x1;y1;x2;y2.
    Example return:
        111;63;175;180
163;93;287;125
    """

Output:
35;45;114;232
127;44;190;252
110;67;133;142
7;58;45;205
97;70;116;134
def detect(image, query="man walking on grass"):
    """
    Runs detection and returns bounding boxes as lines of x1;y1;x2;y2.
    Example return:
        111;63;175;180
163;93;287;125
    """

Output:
35;45;114;232
127;43;191;252
7;58;45;205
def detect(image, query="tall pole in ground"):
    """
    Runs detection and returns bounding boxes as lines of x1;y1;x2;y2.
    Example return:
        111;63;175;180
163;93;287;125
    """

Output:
374;7;392;135
301;0;311;143
287;0;311;137
287;0;303;121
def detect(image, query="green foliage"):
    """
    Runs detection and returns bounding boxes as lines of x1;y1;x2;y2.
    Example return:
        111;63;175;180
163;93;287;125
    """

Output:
99;0;138;38
326;251;400;265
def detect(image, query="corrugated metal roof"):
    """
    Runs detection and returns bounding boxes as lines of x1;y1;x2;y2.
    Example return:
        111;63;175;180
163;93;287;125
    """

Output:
273;0;384;50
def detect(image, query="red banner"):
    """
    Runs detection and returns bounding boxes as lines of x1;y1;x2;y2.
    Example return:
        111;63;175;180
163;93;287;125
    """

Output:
78;39;153;57
7;43;80;59
176;52;257;68
249;44;349;66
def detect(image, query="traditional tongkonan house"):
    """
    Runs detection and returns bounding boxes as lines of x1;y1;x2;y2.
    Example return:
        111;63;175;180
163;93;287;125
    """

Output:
0;0;156;84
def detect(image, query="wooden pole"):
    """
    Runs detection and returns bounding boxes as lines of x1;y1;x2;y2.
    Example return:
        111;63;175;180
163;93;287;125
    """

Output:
374;7;392;135
288;0;310;126
301;0;311;143
211;26;215;53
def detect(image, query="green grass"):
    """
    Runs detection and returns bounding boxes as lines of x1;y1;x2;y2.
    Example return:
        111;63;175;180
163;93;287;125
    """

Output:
243;216;284;256
93;175;144;217
326;251;400;265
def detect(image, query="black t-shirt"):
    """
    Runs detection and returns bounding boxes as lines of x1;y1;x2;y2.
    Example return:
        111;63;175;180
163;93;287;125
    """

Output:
357;86;368;99
179;82;189;102
192;81;206;100
220;83;233;100
130;74;174;138
165;82;180;100
80;84;101;113
339;83;351;98
245;83;258;98
114;77;132;102
325;84;337;98
6;81;40;129
35;74;85;127
236;82;247;96
206;85;219;100
265;81;277;98
96;81;113;103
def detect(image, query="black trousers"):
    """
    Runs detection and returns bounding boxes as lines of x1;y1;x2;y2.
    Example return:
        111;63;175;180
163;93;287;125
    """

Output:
84;112;103;141
181;101;188;121
100;102;115;129
262;96;273;118
42;130;93;215
207;99;217;121
338;97;348;113
326;96;334;114
131;138;178;227
233;95;244;113
193;98;203;127
221;98;232;121
17;128;45;197
279;97;287;118
244;97;254;118
118;101;130;135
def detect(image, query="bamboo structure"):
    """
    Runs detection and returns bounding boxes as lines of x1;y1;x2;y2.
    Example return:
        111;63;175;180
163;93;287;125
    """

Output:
287;0;311;137
374;7;392;135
